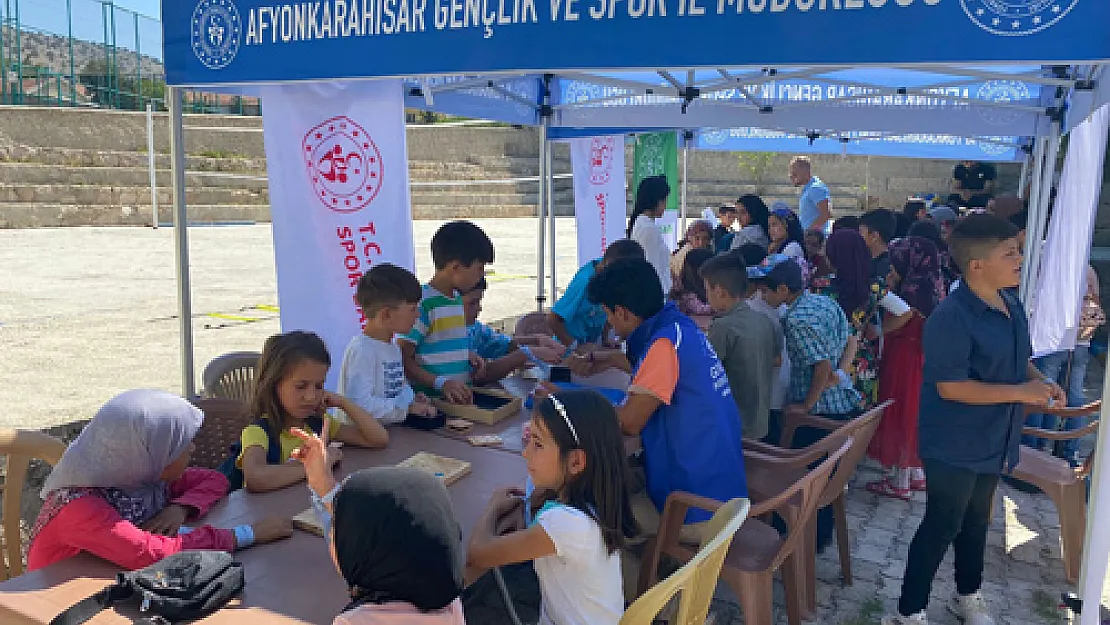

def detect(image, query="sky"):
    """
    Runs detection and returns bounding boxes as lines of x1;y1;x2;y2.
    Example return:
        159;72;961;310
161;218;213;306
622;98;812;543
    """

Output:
111;0;159;18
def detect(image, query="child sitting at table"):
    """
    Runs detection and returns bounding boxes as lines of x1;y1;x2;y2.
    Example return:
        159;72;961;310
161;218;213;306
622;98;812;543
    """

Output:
399;221;495;404
463;277;562;367
289;427;466;625
547;238;645;354
467;390;639;625
338;264;438;425
28;389;293;572
233;331;390;493
669;247;714;316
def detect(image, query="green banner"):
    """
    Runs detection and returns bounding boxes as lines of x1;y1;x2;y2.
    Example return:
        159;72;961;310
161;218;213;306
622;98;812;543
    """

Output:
632;132;679;212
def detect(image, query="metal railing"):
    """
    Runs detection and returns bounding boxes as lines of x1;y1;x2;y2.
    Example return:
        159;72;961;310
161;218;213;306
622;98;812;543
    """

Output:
0;0;259;114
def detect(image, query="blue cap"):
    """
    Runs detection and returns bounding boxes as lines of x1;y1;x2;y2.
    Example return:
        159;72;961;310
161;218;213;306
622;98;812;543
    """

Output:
746;253;791;279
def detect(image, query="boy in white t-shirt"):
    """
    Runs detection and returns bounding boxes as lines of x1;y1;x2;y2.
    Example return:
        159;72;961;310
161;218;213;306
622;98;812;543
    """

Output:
339;264;437;424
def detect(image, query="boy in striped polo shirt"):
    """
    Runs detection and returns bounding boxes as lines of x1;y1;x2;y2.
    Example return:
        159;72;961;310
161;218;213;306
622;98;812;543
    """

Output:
399;221;495;404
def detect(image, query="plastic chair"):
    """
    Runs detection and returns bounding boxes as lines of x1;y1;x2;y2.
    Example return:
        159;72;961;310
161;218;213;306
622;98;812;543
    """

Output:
1007;401;1101;584
189;397;253;470
746;401;889;613
202;351;261;402
0;429;66;580
621;498;750;625
640;440;851;625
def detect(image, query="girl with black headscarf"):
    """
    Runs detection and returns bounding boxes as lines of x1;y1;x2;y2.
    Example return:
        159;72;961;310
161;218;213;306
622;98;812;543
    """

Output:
290;428;465;625
729;194;771;250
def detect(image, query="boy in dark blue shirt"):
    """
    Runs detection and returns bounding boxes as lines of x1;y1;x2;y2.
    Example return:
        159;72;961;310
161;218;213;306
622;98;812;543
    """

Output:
883;215;1065;625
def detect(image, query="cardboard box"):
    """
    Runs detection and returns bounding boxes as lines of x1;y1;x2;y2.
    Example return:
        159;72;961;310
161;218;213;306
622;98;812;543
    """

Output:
432;387;522;425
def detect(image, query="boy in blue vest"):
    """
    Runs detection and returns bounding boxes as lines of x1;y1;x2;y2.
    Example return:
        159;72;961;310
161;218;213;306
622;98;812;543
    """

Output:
585;257;748;544
883;214;1064;625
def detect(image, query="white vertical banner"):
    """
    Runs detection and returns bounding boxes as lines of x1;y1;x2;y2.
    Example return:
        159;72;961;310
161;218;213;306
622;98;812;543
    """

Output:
260;80;415;390
1030;104;1109;358
658;208;680;251
569;135;626;265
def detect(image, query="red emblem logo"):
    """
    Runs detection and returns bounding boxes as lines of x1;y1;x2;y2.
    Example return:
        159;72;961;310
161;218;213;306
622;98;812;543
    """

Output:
588;137;616;185
303;116;383;213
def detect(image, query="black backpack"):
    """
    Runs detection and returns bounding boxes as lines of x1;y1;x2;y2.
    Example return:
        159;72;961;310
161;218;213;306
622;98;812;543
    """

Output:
217;416;325;491
49;551;244;625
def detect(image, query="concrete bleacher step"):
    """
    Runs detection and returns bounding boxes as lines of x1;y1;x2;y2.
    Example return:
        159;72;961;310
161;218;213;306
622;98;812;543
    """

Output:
1;146;267;173
0;203;271;228
0;163;268;189
0;184;268;207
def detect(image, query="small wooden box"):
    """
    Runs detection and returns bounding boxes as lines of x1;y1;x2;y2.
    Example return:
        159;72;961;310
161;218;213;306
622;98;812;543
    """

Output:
397;452;472;486
432;388;522;425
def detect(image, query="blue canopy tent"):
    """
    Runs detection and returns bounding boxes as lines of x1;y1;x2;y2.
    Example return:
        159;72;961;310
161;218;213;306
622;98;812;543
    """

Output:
162;3;1110;616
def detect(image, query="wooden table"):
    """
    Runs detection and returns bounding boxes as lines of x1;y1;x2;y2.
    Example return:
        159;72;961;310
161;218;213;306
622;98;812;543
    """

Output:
433;370;633;454
0;427;526;625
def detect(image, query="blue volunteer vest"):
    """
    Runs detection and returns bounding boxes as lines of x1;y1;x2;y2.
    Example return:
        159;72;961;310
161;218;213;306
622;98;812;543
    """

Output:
626;302;748;523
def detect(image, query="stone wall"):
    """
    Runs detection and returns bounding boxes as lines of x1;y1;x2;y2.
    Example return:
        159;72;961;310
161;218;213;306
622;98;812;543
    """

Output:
0;105;1027;227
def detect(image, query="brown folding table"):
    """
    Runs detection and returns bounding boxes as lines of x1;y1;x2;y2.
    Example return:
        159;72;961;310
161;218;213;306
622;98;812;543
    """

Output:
0;426;527;625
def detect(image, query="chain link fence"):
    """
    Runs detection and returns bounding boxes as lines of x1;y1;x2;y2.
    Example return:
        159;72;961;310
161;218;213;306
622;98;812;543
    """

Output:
0;0;259;114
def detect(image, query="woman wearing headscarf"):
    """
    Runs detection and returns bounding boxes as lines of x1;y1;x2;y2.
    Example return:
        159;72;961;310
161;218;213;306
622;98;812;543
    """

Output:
811;230;910;405
289;428;465;625
767;204;810;283
628;175;673;294
669;219;713;287
28;389;292;571
729;194;771;250
867;237;945;500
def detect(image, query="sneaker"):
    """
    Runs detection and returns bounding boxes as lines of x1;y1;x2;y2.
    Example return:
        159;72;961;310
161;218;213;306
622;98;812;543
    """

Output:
881;611;927;624
948;592;996;625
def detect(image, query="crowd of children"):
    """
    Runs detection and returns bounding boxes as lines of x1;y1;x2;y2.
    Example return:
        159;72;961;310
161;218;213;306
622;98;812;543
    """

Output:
24;184;1099;625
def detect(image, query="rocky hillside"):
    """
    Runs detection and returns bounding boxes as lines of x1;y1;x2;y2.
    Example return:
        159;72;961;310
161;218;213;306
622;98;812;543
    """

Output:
2;24;163;77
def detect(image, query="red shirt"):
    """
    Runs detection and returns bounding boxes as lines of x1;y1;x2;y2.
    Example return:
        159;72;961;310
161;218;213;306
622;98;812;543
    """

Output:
28;468;236;571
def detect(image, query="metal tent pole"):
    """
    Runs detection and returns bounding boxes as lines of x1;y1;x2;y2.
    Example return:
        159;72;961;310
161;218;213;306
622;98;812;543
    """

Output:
1025;126;1062;306
1017;151;1031;199
546;140;556;302
147;102;158;229
167;86;196;398
680;131;690;236
535;122;548;312
1019;137;1047;300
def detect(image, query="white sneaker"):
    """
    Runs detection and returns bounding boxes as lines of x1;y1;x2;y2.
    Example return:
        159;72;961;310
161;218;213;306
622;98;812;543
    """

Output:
948;592;996;625
881;611;927;625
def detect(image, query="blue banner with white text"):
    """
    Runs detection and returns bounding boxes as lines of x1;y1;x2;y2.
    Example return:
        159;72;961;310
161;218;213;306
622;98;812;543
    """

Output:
165;0;1110;86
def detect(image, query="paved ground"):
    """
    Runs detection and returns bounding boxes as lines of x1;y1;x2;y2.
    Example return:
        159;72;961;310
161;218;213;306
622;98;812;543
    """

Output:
2;219;1107;623
0;218;581;429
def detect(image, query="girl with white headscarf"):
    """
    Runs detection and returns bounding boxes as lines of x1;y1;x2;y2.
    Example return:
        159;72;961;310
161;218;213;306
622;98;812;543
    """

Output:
28;389;292;571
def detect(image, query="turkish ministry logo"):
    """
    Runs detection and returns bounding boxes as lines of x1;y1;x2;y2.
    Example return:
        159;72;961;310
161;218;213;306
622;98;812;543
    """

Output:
191;0;242;70
961;0;1080;36
975;80;1032;126
701;129;729;146
588;137;616;185
303;116;383;213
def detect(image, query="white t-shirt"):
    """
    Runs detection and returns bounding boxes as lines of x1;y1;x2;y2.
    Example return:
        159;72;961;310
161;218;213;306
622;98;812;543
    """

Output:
338;333;415;424
534;503;624;625
631;215;673;294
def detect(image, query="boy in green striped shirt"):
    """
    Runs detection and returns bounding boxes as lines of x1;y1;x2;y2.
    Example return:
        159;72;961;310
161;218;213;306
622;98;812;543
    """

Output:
399;221;495;404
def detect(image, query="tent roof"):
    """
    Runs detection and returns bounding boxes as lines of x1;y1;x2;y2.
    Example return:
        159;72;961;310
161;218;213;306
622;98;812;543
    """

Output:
166;1;1108;85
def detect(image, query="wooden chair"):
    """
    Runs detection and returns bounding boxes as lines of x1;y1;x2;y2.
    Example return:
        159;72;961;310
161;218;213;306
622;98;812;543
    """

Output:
1006;401;1101;584
745;402;889;613
201;351;261;403
189;398;252;470
514;312;554;338
0;429;66;580
639;440;851;625
620;498;750;625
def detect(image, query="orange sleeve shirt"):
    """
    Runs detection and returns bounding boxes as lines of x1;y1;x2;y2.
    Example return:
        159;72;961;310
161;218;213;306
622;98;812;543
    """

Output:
629;338;679;405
